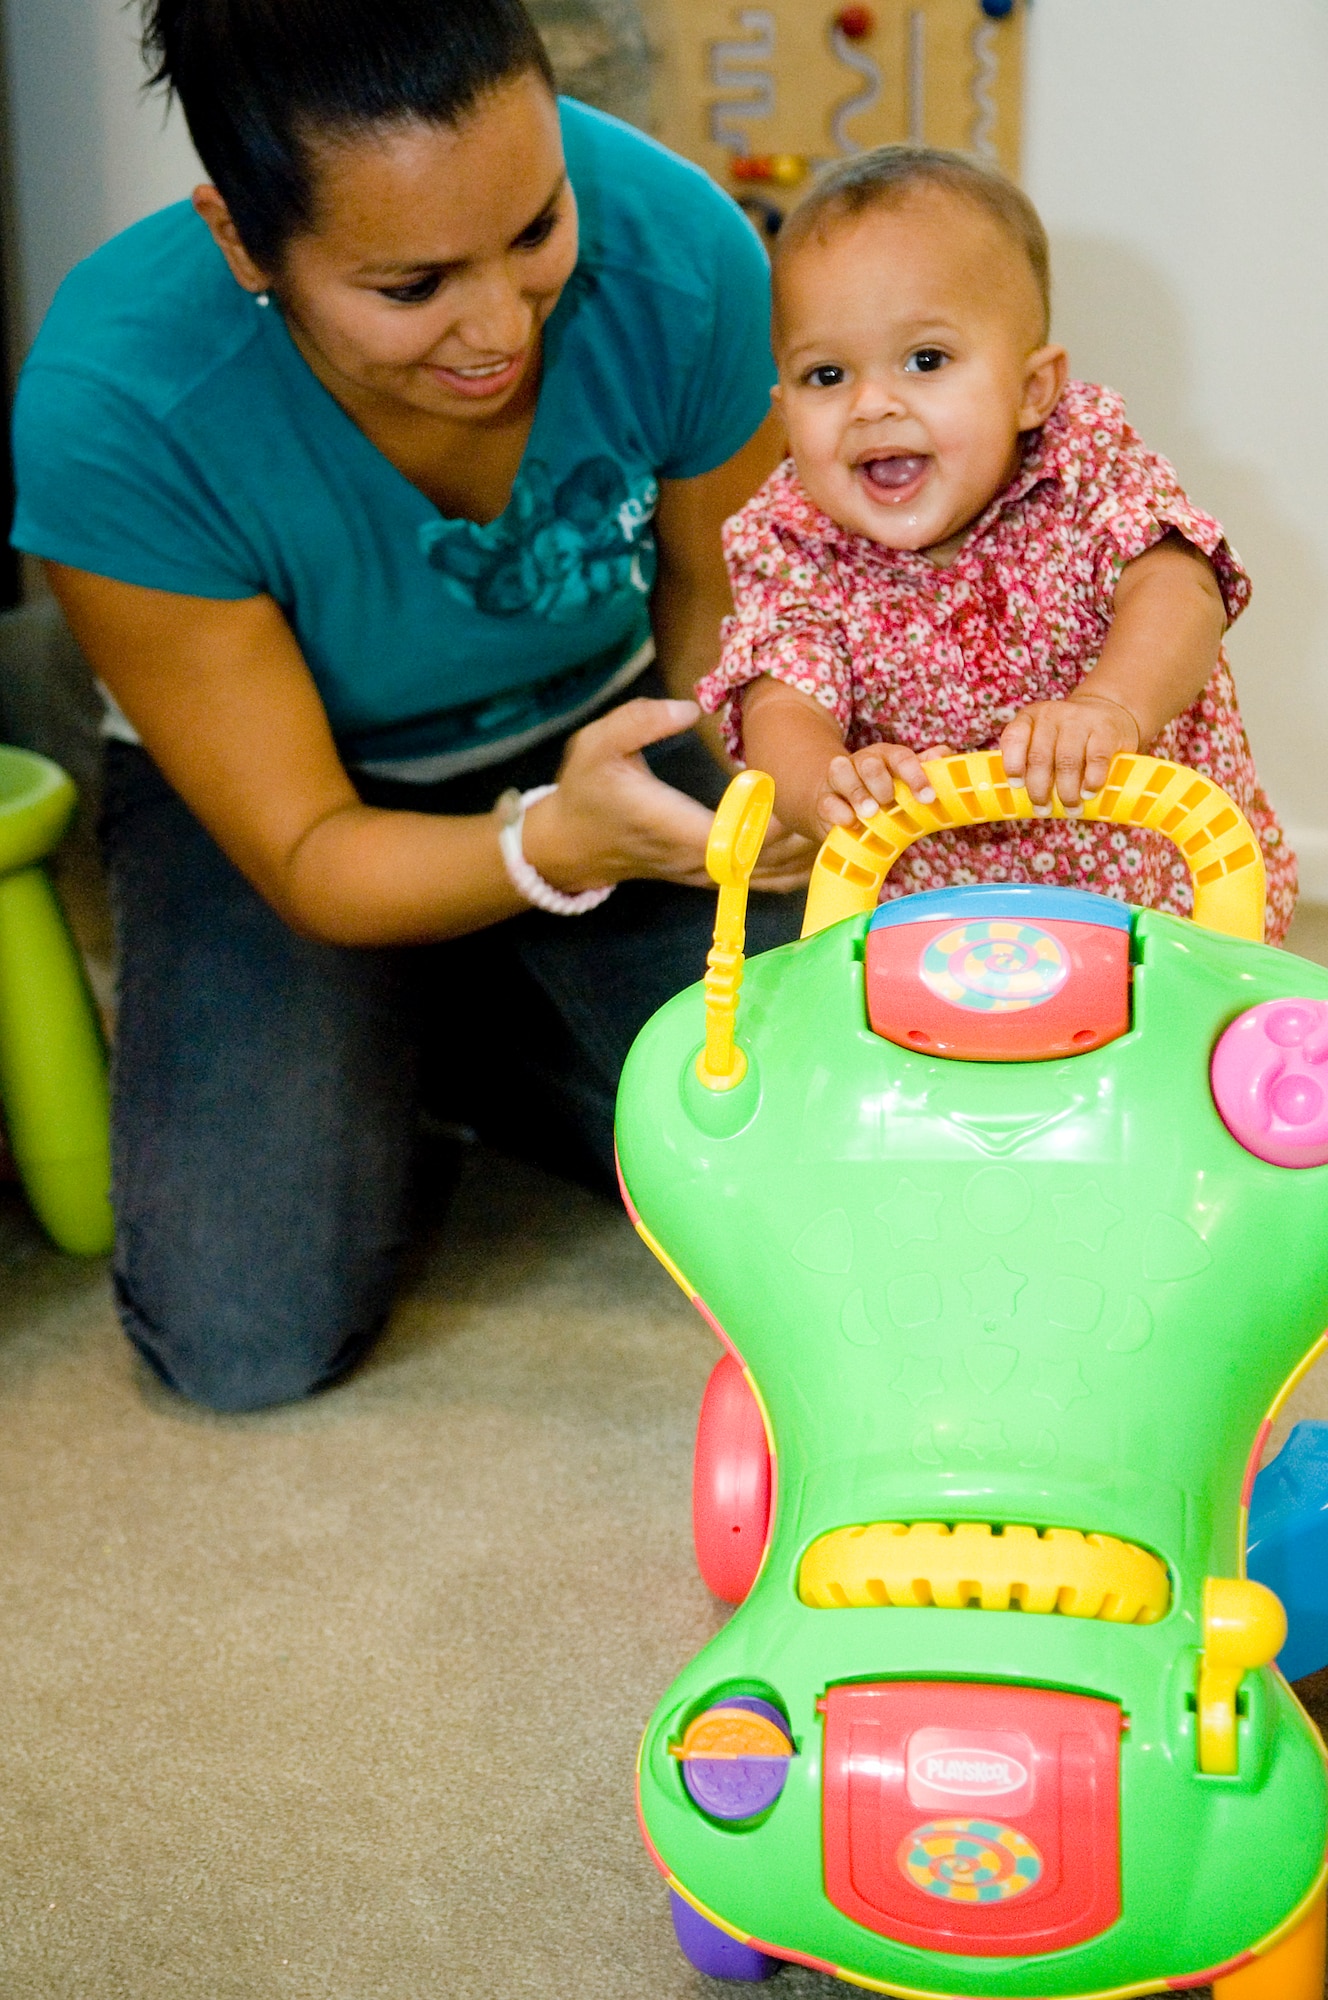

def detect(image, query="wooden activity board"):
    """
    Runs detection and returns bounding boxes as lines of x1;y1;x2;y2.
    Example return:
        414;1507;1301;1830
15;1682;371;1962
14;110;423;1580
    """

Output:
645;0;1025;226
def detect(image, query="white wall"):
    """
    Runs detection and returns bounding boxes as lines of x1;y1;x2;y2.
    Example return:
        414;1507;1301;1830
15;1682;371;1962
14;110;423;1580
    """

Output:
1023;0;1328;891
2;0;200;353
4;0;1328;887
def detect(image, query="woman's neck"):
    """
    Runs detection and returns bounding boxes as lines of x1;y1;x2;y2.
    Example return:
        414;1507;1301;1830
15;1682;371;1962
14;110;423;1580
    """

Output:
286;318;543;525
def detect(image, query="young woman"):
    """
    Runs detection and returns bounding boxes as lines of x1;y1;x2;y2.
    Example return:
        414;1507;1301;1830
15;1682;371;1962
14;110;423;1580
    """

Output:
11;0;806;1410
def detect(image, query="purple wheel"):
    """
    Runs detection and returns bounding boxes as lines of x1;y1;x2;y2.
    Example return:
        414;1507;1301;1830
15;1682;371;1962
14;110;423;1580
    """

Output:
669;1892;779;1981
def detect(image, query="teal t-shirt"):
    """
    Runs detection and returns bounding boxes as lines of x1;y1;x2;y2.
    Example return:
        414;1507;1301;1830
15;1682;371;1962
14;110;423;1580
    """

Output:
11;100;774;774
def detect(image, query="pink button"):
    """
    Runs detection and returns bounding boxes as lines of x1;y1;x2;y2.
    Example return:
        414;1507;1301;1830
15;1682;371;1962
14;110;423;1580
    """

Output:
1211;999;1328;1167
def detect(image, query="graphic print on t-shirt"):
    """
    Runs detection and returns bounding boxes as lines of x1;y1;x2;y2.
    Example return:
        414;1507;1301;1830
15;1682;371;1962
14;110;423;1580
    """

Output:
419;458;659;624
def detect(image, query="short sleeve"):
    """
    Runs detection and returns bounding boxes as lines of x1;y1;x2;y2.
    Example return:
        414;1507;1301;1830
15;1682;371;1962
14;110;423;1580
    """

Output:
1084;418;1251;627
12;363;264;599
695;492;854;760
657;201;776;482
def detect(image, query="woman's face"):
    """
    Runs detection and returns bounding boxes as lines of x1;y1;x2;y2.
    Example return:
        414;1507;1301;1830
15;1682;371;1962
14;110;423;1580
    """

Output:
229;72;578;423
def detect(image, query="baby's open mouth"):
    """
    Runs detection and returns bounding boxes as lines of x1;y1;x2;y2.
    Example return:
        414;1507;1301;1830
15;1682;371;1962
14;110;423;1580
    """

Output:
857;453;930;495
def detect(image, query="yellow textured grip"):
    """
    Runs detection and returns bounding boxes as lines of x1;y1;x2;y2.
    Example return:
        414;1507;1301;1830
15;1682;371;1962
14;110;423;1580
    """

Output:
798;1519;1170;1624
697;770;775;1091
799;751;1266;942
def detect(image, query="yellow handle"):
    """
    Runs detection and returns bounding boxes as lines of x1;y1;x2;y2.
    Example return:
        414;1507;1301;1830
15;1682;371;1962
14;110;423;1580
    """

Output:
800;751;1266;942
1197;1576;1286;1775
697;771;775;1091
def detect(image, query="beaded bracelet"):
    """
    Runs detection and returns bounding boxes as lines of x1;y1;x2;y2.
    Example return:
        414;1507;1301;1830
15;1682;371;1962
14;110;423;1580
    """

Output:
495;785;616;916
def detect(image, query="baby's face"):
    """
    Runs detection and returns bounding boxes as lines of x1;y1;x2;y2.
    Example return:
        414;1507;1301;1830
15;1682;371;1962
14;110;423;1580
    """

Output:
772;188;1062;561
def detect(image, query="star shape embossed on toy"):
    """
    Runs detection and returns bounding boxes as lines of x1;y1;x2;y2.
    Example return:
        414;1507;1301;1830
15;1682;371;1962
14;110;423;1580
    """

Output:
874;1177;944;1248
962;1256;1027;1326
892;1351;946;1407
1053;1181;1123;1253
958;1421;1010;1461
1033;1358;1092;1411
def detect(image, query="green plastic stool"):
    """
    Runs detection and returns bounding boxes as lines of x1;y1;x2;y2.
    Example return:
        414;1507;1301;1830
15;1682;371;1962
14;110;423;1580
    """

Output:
0;747;112;1255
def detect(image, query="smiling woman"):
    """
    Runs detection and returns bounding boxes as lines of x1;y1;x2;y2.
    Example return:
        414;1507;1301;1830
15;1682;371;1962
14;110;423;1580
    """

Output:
9;0;806;1411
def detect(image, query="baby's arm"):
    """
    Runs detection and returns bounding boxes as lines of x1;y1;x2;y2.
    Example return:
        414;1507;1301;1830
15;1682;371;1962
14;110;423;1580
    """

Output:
1001;532;1227;809
741;676;946;843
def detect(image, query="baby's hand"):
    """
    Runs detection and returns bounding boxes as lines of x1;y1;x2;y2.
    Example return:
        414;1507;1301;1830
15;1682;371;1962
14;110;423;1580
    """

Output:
1000;695;1140;812
817;741;957;831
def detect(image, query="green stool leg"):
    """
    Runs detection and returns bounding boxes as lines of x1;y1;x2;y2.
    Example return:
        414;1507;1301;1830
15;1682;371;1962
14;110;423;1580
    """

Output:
0;864;112;1255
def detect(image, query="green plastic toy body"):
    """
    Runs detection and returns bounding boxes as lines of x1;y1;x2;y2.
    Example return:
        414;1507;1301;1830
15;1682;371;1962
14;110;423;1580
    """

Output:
0;748;112;1256
616;764;1328;1998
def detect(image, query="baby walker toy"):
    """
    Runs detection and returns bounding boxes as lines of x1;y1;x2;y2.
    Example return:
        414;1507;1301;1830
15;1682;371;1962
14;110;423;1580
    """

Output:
614;752;1328;1996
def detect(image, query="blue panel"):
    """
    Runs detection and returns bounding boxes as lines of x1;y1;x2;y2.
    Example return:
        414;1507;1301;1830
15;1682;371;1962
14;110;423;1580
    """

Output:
868;884;1133;935
1248;1420;1328;1683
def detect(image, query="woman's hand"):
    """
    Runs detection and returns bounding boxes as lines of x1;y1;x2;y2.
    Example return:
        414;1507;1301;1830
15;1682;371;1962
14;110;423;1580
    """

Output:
45;567;807;944
525;698;718;891
752;817;818;891
45;563;808;943
524;697;818;894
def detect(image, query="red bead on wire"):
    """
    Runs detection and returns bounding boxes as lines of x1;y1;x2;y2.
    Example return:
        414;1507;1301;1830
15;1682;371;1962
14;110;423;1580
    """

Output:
834;4;875;38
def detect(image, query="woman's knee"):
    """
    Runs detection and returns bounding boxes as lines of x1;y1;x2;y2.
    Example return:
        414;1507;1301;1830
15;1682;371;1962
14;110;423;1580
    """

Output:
113;1266;388;1413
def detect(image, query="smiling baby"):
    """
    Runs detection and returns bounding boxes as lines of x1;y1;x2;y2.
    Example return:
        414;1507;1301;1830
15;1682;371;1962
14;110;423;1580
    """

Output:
697;145;1294;938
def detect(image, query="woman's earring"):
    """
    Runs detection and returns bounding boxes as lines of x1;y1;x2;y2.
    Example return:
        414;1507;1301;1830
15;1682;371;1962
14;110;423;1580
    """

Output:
255;291;271;308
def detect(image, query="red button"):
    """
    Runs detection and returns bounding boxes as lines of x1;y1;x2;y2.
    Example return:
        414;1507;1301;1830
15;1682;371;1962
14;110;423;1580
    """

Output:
865;916;1130;1062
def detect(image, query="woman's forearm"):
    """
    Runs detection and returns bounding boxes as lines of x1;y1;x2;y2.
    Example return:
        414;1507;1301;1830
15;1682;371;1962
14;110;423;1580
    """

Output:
46;565;716;948
279;799;525;945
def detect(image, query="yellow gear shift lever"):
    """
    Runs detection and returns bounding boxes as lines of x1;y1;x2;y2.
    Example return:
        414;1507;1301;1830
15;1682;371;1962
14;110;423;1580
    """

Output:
696;770;775;1092
1197;1576;1286;1775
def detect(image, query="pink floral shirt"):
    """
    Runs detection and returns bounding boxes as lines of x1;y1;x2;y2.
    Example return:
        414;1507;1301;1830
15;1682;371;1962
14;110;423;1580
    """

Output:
699;380;1295;941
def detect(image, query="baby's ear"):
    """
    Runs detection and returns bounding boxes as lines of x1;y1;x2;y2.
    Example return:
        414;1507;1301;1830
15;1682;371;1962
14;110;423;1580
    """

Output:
1018;345;1069;431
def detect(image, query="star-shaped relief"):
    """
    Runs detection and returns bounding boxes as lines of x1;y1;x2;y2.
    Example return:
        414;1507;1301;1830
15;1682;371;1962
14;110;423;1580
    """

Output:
1052;1182;1122;1253
1032;1358;1091;1411
962;1257;1027;1325
893;1352;946;1407
958;1422;1009;1461
875;1178;944;1248
1019;1430;1059;1470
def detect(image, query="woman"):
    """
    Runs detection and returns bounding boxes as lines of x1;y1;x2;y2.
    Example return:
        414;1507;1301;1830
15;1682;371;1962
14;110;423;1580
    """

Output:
12;0;806;1411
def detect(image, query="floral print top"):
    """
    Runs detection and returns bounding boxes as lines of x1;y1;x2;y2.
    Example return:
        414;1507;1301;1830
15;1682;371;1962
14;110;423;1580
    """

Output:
698;380;1296;942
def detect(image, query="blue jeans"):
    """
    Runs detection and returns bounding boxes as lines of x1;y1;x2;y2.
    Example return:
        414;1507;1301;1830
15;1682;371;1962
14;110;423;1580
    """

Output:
99;725;801;1412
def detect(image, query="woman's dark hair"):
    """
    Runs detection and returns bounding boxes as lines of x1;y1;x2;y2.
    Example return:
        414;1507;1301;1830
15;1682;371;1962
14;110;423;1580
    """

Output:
142;0;556;268
776;145;1051;341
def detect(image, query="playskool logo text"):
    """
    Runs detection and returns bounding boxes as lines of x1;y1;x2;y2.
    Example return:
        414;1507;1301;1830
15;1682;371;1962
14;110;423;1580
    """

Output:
908;1749;1028;1797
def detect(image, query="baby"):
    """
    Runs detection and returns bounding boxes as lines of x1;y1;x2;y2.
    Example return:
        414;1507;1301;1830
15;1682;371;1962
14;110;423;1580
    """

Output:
698;147;1296;940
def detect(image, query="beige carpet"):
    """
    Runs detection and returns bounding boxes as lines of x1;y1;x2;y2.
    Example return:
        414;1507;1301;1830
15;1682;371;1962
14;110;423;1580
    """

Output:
2;906;1328;1997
